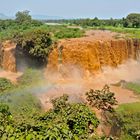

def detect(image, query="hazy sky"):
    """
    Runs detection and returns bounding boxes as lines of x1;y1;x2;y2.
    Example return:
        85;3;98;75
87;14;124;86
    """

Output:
1;0;140;19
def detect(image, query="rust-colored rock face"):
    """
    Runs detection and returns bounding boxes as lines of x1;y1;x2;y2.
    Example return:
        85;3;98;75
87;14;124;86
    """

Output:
47;38;140;75
0;40;17;72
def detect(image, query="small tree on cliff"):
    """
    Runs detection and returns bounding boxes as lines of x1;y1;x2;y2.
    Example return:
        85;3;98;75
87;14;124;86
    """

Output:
15;29;53;62
85;85;117;113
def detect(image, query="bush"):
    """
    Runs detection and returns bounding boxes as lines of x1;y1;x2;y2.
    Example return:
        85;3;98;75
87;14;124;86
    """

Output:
55;28;84;39
0;95;99;139
15;28;53;62
86;85;117;112
0;78;14;93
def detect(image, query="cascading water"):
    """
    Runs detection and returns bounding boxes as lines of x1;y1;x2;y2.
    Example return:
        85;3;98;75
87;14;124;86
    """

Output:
47;38;140;77
0;40;17;72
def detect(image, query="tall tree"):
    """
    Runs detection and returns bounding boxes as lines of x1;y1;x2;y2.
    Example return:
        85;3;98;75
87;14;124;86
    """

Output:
86;85;117;112
126;13;140;28
15;10;32;23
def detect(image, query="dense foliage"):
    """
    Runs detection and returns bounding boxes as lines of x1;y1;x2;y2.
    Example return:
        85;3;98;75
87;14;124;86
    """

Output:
86;85;117;112
15;10;32;24
0;94;99;139
0;11;84;62
35;25;84;40
124;13;140;28
15;28;53;62
0;11;43;41
54;27;84;39
0;78;14;93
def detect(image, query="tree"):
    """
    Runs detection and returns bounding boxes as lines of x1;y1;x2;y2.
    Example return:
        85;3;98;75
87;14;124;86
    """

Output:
15;28;53;62
48;94;99;139
51;94;68;112
86;85;117;112
15;10;32;24
126;13;140;28
0;95;99;139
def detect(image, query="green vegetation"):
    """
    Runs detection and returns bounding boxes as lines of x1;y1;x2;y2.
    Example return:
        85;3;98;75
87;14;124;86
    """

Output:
15;28;53;62
0;11;84;62
0;11;84;42
0;11;43;41
49;13;140;28
54;27;84;39
1;10;140;139
86;85;117;112
0;78;14;93
0;69;100;139
116;102;140;140
125;82;140;94
34;25;84;40
0;94;99;139
1;69;140;139
124;13;140;28
15;10;32;24
46;13;140;39
95;26;140;38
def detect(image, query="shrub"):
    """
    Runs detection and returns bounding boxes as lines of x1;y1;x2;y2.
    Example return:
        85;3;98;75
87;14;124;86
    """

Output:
15;28;53;62
0;78;14;93
86;85;117;112
0;95;99;139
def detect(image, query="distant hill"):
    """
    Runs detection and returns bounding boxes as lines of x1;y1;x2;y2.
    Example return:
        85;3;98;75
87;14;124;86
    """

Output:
32;15;64;20
0;13;63;20
0;13;9;19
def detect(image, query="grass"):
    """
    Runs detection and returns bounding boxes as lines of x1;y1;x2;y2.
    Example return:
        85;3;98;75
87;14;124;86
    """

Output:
116;102;140;140
113;82;140;139
116;102;140;113
0;24;85;42
35;24;85;40
125;82;140;95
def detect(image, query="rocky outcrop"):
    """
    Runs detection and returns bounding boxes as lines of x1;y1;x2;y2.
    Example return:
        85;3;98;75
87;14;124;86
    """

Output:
47;38;140;74
0;40;16;72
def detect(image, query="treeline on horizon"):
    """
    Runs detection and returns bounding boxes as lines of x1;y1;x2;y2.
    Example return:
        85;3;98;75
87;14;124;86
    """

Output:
44;13;140;28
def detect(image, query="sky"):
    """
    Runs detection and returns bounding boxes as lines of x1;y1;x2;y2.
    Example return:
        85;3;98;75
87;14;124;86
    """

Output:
1;0;140;19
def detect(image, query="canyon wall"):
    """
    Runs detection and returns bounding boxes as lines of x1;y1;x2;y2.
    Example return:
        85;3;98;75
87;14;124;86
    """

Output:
47;38;140;75
0;40;17;72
